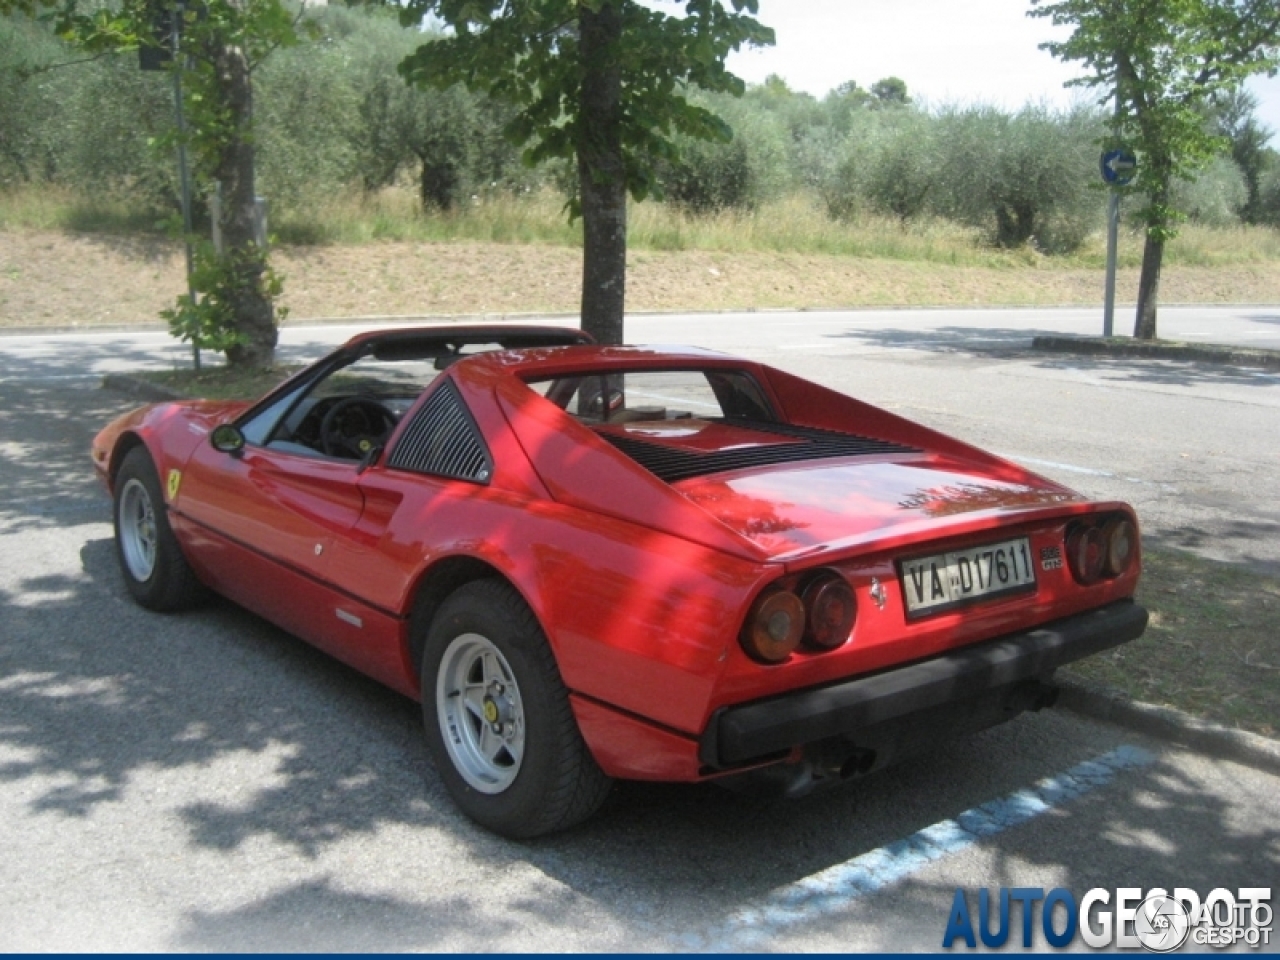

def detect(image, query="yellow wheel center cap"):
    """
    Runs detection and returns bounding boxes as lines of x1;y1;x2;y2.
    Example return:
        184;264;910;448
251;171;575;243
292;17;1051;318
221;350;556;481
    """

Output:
483;699;499;724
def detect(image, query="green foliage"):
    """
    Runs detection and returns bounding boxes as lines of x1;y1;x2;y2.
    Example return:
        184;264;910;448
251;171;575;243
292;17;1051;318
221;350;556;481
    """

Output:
161;241;285;352
1253;150;1280;227
1208;88;1275;224
662;92;790;212
253;34;359;208
1171;154;1247;226
932;105;1104;252
1030;0;1280;235
396;0;775;215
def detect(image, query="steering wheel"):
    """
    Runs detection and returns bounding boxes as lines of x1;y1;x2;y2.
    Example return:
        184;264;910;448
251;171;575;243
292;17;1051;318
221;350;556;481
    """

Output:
319;396;397;460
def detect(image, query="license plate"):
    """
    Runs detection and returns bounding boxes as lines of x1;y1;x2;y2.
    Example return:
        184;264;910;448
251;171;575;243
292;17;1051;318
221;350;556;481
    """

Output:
899;537;1036;617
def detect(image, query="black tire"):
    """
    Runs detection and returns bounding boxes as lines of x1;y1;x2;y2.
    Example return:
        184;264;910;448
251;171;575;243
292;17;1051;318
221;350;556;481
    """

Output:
112;446;205;611
421;579;612;839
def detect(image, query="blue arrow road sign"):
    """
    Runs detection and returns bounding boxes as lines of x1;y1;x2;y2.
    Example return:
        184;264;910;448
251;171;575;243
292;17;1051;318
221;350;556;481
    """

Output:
1101;149;1137;185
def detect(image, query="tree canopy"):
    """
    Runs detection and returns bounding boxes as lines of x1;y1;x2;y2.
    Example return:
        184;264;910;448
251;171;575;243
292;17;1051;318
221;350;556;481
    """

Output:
396;0;773;343
1031;0;1280;338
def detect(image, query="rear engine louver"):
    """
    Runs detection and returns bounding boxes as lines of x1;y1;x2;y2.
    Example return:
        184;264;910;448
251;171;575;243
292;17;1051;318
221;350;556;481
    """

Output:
387;380;492;484
600;419;918;483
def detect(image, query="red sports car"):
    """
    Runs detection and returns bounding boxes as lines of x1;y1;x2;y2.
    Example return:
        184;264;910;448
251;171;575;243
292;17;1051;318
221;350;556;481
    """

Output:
93;325;1147;838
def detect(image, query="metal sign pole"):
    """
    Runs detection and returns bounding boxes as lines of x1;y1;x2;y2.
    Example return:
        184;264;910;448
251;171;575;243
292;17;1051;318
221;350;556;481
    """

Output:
1103;189;1119;338
170;1;200;372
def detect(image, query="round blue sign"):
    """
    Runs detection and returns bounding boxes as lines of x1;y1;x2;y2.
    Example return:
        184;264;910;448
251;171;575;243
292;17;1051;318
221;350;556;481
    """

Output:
1101;149;1137;185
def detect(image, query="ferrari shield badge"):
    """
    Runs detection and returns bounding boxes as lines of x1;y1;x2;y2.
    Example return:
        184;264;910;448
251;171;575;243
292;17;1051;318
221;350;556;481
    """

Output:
166;469;182;501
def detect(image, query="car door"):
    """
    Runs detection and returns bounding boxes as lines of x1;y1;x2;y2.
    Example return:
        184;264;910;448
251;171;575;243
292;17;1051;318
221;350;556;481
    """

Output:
175;439;364;611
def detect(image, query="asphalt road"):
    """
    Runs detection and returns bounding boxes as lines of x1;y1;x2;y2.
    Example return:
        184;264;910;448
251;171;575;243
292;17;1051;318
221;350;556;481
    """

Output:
1;306;1278;950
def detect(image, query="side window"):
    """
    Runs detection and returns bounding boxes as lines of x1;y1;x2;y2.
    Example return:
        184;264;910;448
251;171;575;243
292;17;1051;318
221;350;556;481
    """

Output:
240;352;442;460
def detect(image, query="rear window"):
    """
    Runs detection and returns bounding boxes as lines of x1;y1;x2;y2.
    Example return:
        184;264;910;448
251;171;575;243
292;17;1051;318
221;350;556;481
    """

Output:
523;369;775;424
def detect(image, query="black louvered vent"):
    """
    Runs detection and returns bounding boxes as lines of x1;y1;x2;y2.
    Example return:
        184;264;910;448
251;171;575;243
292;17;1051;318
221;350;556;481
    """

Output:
599;419;918;484
387;380;492;484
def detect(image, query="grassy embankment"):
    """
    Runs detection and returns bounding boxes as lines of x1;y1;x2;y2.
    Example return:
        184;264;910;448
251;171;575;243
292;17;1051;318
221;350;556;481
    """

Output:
6;183;1280;268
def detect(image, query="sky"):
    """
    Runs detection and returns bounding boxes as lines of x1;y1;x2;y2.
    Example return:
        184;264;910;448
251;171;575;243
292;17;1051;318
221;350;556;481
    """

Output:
723;0;1280;144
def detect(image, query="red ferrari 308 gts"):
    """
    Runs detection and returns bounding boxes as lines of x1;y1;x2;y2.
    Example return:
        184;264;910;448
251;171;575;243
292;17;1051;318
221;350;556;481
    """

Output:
92;325;1147;838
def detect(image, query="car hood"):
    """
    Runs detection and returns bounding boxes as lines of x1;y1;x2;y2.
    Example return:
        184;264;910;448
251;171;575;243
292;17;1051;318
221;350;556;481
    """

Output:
673;457;1085;563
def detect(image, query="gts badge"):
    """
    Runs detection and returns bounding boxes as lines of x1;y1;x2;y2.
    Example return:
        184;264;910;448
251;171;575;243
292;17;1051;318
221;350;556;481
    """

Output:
1040;545;1064;571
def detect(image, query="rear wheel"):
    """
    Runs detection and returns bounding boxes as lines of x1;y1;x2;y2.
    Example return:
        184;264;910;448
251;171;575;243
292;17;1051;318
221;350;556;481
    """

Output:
422;580;611;838
113;446;204;611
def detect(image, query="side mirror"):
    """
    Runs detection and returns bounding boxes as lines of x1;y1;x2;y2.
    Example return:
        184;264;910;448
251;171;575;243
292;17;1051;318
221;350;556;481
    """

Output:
210;423;246;456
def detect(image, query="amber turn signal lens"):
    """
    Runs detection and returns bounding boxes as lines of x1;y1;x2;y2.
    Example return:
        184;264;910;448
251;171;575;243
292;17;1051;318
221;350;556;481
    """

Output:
802;575;856;649
1101;516;1136;577
1065;522;1105;585
741;589;805;663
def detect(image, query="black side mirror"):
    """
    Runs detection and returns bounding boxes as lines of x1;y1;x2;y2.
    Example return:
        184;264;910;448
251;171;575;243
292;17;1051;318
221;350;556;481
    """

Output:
210;423;246;456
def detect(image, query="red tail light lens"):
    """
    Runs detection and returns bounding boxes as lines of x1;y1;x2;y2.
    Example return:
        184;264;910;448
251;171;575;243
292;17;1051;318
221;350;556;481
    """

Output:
802;574;856;649
740;589;805;663
1101;516;1136;577
1065;522;1105;585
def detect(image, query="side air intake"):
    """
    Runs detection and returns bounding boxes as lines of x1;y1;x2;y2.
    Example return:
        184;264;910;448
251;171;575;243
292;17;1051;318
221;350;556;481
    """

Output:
387;380;492;484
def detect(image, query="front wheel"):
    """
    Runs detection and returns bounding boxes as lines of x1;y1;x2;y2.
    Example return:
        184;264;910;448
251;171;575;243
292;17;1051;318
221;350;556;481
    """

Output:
421;580;611;839
113;446;204;611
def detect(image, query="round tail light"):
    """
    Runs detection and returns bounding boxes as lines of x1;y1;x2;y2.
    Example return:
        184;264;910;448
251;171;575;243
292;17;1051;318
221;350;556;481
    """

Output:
802;574;856;650
1101;516;1136;577
741;589;805;663
1065;522;1105;584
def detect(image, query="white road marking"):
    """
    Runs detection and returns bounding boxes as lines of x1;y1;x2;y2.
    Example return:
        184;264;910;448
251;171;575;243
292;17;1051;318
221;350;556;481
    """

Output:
686;745;1155;951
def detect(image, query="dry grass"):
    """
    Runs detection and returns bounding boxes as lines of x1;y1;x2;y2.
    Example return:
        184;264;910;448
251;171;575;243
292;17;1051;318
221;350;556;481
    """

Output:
5;226;1280;330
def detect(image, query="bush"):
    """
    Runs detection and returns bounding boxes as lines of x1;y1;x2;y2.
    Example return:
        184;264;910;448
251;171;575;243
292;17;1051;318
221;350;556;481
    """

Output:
1172;155;1248;228
661;93;792;213
931;105;1104;252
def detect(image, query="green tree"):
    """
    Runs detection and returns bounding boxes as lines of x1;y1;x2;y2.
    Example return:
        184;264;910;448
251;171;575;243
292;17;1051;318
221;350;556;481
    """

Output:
870;76;910;108
396;0;773;344
933;105;1104;252
1208;87;1274;224
1031;0;1280;339
2;0;302;367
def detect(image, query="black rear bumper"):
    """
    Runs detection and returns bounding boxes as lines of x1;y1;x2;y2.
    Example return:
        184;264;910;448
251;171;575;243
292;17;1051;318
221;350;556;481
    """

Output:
699;599;1148;769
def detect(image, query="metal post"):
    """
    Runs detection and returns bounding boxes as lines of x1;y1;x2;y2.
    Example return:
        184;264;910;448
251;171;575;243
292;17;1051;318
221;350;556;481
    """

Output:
1103;190;1119;338
170;1;200;372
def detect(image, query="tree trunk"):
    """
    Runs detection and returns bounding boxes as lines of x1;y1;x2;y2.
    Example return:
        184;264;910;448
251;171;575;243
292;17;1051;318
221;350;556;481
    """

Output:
1134;174;1171;341
577;1;626;346
213;41;277;369
1133;230;1163;340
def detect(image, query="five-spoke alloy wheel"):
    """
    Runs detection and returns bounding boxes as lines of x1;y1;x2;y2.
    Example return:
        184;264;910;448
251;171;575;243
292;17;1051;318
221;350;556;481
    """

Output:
112;446;205;611
436;632;527;793
421;580;611;839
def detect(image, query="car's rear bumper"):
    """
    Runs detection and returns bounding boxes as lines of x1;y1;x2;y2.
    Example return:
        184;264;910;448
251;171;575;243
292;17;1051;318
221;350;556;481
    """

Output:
699;599;1148;769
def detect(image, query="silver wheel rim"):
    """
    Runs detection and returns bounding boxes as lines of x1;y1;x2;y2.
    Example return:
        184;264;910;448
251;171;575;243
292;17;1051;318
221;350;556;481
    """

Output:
436;632;525;794
118;477;158;583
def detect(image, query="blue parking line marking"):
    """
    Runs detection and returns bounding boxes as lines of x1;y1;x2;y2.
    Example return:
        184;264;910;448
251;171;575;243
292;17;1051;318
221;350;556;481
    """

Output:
685;745;1155;952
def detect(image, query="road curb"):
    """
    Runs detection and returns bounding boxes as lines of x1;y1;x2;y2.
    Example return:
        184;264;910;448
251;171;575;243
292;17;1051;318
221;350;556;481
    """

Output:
1033;334;1280;370
101;373;188;403
1057;676;1280;775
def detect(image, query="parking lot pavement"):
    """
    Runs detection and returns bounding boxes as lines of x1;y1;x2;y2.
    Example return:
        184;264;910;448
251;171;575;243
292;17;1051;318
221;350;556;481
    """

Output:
1;314;1277;950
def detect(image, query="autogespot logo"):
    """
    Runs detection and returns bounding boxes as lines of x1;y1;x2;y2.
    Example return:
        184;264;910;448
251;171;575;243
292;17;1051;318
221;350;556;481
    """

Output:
942;886;1273;951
